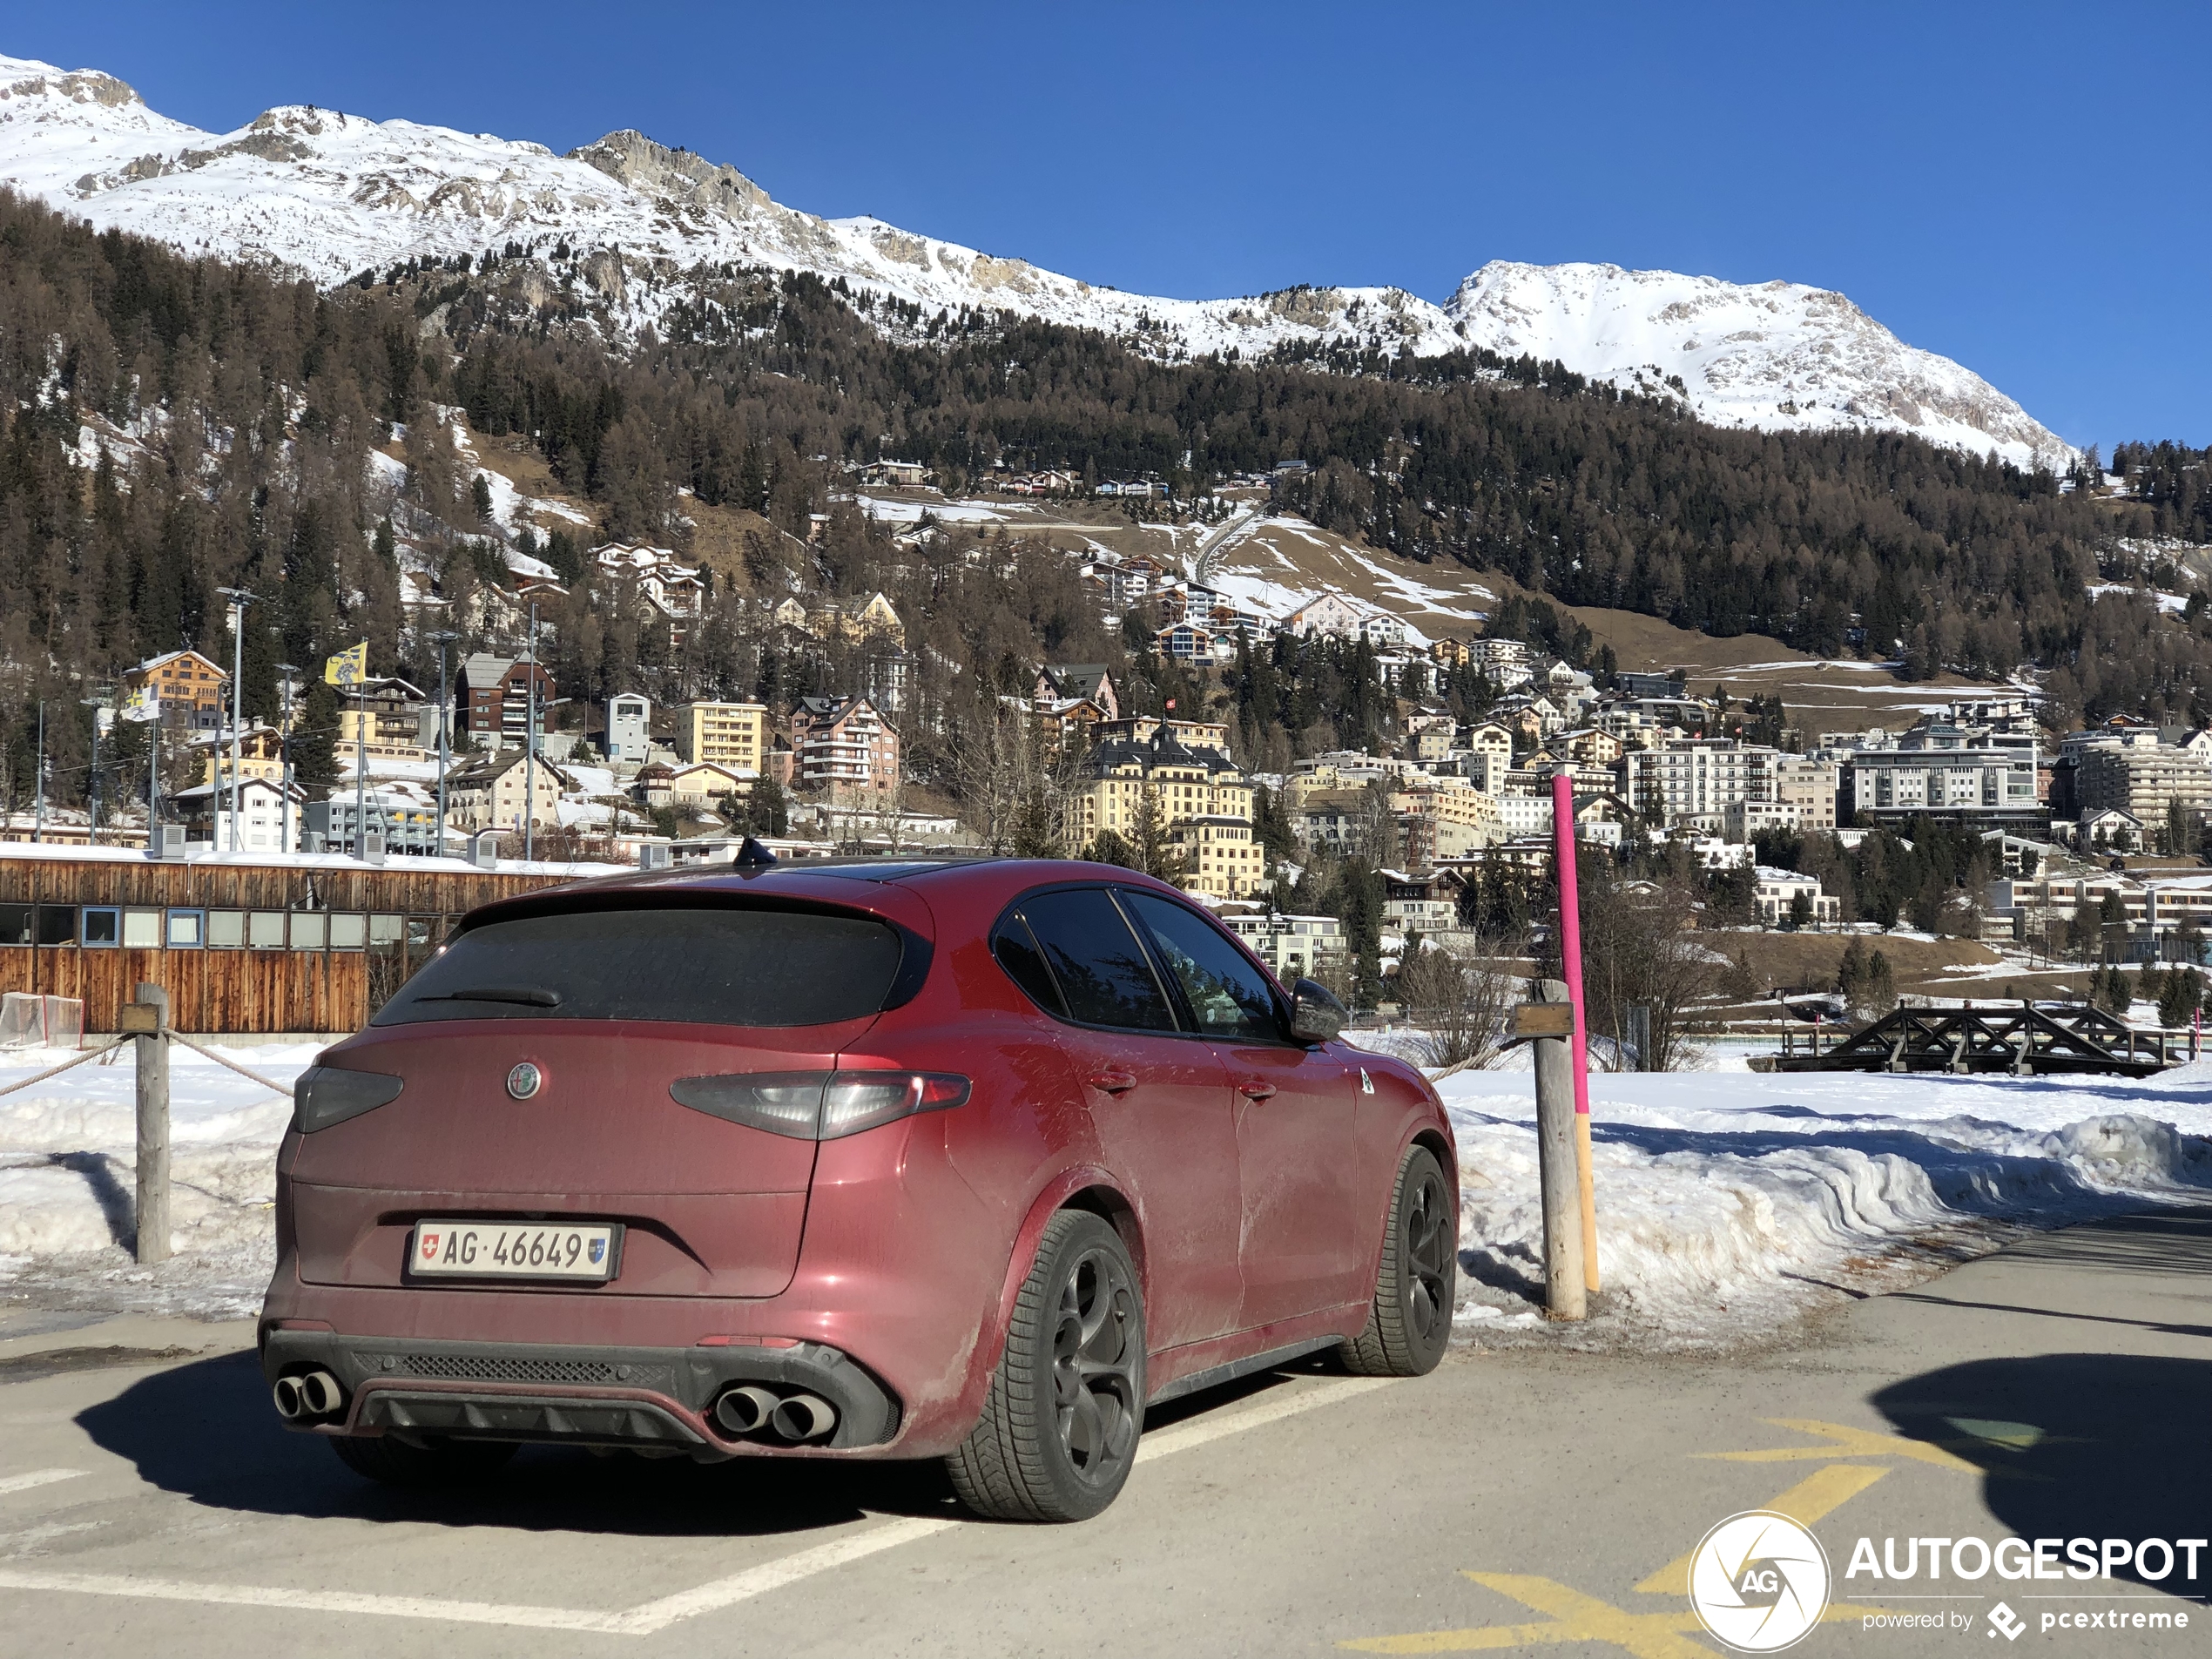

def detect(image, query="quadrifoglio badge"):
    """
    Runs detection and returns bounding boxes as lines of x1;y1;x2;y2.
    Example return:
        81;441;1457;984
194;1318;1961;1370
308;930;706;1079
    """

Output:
1689;1511;1831;1652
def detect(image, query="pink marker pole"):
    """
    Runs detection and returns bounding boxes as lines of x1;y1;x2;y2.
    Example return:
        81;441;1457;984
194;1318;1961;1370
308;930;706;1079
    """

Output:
1549;770;1598;1291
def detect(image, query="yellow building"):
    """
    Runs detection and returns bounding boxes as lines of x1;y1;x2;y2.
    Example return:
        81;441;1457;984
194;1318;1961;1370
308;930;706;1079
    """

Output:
675;701;769;774
1071;729;1263;899
123;649;228;718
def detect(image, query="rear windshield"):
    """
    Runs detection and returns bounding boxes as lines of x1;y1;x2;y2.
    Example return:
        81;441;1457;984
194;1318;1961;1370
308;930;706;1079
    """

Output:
373;906;906;1028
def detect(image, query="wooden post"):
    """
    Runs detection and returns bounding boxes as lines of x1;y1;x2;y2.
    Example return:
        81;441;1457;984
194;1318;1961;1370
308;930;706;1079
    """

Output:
129;982;169;1265
1548;772;1598;1293
1526;982;1584;1321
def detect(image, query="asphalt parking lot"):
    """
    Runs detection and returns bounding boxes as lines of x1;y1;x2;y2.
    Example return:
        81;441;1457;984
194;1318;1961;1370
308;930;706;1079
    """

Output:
2;1210;2206;1657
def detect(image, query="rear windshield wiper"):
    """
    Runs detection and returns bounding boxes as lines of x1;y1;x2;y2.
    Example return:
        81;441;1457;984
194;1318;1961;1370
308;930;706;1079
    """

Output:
416;986;565;1008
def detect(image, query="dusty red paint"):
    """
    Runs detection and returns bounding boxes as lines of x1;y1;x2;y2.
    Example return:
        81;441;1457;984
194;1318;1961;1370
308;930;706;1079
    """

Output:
261;859;1456;1460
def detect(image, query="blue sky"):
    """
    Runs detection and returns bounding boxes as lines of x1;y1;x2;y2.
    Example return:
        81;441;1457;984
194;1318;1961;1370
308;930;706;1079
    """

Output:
9;1;2206;447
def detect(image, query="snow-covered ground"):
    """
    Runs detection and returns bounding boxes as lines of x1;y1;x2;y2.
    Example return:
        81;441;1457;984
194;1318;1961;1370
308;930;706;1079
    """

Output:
4;1035;2207;1345
0;1042;316;1321
1417;1057;2212;1351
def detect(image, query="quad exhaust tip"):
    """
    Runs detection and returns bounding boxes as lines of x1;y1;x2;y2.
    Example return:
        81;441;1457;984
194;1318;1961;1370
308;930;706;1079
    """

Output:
273;1369;344;1421
712;1385;838;1442
713;1386;782;1436
769;1393;836;1442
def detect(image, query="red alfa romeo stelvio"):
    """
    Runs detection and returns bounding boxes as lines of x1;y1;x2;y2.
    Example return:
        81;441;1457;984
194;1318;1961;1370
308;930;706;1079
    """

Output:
260;854;1457;1521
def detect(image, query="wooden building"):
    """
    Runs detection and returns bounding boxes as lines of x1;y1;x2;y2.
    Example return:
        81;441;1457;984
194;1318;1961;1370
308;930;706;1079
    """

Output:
0;847;623;1035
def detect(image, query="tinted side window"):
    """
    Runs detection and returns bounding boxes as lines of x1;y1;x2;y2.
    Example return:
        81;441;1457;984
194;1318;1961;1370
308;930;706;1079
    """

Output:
1122;893;1284;1043
1015;889;1178;1033
991;913;1066;1017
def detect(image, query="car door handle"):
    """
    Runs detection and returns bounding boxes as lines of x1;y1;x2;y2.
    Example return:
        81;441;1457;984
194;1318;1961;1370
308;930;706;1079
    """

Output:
1088;1070;1138;1096
1238;1080;1278;1102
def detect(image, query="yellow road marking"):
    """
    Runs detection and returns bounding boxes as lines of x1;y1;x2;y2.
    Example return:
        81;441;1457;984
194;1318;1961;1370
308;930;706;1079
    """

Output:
1697;1418;1986;1474
1635;1463;1890;1595
1341;1575;1894;1656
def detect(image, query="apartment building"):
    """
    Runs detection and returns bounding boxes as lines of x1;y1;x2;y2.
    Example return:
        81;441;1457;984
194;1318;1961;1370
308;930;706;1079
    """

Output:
1167;817;1267;900
1622;739;1777;828
1221;912;1345;981
457;655;556;747
2074;744;2212;827
791;696;900;795
1071;727;1260;895
1770;755;1840;833
1838;737;2040;826
674;700;770;779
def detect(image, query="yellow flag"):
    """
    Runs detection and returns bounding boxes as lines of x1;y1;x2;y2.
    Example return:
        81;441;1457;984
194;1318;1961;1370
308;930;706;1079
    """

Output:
324;642;368;686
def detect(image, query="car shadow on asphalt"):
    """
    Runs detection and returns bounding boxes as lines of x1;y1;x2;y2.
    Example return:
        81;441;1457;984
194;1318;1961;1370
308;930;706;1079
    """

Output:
1871;1352;2212;1596
77;1345;1340;1536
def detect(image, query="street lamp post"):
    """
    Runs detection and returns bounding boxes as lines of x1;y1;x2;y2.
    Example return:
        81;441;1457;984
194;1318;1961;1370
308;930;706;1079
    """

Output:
32;701;44;844
214;587;255;853
429;631;458;858
81;693;111;846
275;664;299;852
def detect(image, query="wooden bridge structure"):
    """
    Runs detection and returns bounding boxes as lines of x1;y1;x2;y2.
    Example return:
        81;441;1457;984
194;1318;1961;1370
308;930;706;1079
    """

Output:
1759;1001;2190;1078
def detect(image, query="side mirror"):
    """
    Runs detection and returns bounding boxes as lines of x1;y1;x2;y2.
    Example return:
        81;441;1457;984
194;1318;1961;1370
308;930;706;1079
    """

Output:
1287;977;1347;1044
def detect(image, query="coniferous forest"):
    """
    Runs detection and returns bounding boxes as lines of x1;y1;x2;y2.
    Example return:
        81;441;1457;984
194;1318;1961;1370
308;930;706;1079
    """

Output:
1;185;2207;817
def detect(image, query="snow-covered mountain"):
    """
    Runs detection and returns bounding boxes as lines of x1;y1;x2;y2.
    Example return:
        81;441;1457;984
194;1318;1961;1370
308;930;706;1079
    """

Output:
0;52;2074;469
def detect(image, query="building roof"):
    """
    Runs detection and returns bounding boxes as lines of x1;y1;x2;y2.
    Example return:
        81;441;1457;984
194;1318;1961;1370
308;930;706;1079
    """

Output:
1082;725;1242;779
128;648;227;677
445;749;572;791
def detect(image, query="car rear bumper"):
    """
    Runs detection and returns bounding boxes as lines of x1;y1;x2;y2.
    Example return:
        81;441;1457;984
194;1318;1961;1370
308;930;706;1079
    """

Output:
261;1330;900;1459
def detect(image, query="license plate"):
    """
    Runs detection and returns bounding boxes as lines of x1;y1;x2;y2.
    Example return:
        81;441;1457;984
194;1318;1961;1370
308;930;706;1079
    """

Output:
408;1220;621;1281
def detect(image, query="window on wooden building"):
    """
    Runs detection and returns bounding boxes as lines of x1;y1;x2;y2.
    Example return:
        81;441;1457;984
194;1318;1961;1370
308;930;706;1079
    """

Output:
82;907;120;948
328;914;366;950
36;907;78;947
0;905;30;946
369;914;403;948
289;913;327;950
248;912;286;949
166;910;205;948
122;909;161;949
206;910;244;948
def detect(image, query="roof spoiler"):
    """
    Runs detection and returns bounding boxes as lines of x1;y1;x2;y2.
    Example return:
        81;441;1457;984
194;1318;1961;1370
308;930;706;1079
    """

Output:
734;836;779;869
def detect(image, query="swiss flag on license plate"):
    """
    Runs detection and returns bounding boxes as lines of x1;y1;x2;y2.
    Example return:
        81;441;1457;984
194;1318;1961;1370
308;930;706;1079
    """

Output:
420;1232;440;1259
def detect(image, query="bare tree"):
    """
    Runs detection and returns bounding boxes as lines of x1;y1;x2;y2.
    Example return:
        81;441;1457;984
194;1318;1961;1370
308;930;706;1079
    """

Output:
1575;876;1710;1072
1393;943;1521;1071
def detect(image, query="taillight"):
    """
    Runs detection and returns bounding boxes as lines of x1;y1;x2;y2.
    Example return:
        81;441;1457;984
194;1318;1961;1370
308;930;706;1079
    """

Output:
293;1066;405;1133
670;1070;971;1140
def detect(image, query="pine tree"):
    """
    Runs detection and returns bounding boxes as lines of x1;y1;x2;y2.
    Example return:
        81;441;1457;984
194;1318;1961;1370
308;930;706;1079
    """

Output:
293;678;341;791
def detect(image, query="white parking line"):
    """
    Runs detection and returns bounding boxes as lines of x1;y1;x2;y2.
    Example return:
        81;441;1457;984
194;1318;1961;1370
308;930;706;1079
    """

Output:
0;1375;1395;1635
607;1514;958;1635
0;1470;85;1498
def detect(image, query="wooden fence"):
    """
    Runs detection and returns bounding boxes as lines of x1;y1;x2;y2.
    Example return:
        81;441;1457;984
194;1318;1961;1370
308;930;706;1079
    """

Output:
0;852;613;1035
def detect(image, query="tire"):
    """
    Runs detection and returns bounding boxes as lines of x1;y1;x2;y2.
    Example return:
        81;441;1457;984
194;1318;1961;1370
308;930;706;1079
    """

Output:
947;1210;1145;1522
329;1433;517;1487
1341;1143;1455;1378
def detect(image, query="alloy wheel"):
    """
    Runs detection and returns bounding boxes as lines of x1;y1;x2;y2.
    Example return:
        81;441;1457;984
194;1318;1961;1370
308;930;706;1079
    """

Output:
1402;1163;1453;1340
1051;1246;1140;1484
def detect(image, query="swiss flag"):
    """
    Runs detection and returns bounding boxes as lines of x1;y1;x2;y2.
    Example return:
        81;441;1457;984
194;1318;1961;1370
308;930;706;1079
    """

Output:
420;1232;440;1259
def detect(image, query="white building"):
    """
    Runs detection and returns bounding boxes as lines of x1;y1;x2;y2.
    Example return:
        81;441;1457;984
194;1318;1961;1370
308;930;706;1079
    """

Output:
169;776;307;852
1753;867;1842;927
1465;637;1534;690
1837;733;2040;825
1622;740;1779;829
605;692;652;765
1221;912;1345;981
